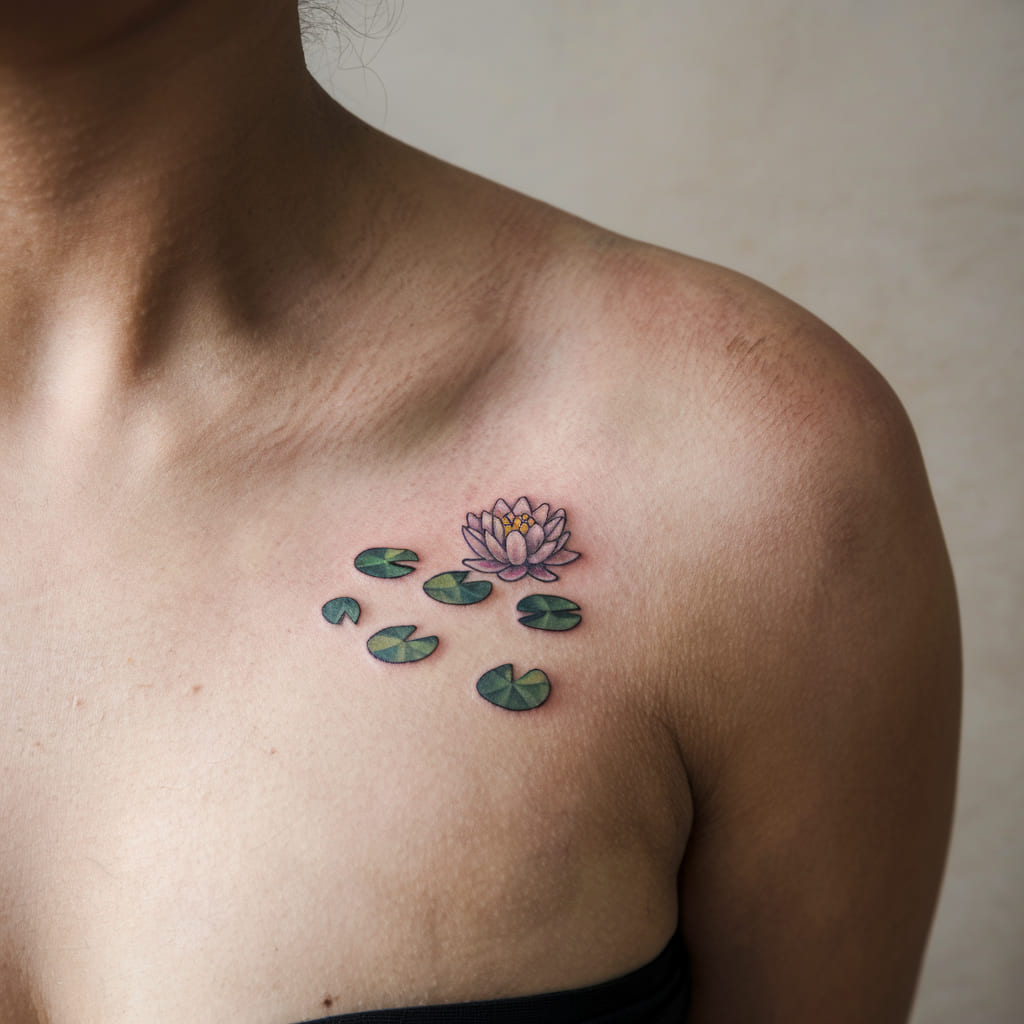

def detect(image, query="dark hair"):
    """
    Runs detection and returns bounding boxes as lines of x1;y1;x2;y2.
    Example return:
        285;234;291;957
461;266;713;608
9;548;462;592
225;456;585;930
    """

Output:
298;0;401;55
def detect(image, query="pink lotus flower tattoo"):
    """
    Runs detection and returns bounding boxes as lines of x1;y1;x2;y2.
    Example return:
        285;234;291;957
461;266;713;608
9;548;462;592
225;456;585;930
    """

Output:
462;497;581;582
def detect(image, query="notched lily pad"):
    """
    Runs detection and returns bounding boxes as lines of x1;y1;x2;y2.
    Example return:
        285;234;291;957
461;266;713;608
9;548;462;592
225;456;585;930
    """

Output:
321;596;361;625
423;571;493;605
516;593;581;632
367;625;439;664
476;663;551;711
354;547;419;579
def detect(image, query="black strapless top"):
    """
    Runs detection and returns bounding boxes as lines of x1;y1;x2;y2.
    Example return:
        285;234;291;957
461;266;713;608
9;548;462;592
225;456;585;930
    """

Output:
293;930;690;1023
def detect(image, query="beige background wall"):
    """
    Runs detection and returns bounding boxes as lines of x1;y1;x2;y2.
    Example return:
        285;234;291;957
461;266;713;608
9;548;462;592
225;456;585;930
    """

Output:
305;2;1024;1020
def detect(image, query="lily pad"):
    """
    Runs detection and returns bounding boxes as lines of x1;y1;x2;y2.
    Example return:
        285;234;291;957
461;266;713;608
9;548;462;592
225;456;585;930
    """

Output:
476;663;551;711
321;596;361;625
516;594;581;632
354;547;419;579
367;625;439;664
423;571;493;605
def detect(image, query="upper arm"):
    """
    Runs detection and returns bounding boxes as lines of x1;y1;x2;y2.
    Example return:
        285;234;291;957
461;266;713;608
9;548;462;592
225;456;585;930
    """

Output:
674;322;960;1023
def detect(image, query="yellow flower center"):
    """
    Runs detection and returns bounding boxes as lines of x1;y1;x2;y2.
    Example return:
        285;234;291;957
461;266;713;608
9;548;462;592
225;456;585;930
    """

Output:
501;513;535;538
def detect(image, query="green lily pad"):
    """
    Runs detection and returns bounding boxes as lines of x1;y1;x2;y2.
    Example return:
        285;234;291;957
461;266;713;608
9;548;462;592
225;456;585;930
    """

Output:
367;625;439;664
354;547;419;578
516;593;581;632
423;570;493;605
476;663;551;711
321;596;361;625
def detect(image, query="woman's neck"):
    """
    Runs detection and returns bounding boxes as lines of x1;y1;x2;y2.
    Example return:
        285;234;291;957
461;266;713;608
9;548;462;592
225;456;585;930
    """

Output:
0;0;369;418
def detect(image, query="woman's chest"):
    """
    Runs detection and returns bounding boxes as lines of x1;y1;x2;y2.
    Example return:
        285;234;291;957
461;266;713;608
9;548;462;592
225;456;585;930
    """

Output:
0;480;690;1022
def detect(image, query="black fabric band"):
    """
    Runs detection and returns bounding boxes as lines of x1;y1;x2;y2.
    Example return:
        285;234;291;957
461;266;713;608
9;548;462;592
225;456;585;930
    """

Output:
295;930;689;1024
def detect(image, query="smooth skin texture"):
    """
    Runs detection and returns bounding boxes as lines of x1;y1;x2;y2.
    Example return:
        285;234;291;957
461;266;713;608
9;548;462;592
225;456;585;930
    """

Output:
0;2;960;1022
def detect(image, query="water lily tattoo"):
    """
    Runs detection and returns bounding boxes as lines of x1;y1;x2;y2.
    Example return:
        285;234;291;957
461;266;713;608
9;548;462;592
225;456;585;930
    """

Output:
462;496;581;582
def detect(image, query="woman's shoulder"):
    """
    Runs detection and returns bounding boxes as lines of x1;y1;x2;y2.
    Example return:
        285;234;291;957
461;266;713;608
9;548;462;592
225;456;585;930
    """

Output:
491;199;957;732
488;192;959;1022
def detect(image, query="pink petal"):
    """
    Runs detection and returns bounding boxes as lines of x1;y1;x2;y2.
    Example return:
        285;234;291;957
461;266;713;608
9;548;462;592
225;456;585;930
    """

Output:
462;527;491;559
466;512;482;532
481;510;497;536
498;564;529;581
493;498;512;518
524;523;546;554
526;565;558;582
544;515;565;539
551;530;570;552
531;503;550;526
463;558;507;573
544;547;580;566
527;539;557;564
505;529;527;565
511;496;532;517
485;530;508;561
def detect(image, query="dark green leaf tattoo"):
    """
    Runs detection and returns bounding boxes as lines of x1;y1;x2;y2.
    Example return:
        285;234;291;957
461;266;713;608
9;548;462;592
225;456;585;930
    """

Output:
354;547;419;579
476;663;551;711
321;596;361;625
516;593;581;631
324;500;581;709
423;570;493;605
367;625;439;664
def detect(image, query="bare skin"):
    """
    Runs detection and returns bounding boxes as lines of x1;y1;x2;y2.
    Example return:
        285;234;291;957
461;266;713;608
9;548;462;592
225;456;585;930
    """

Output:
0;2;960;1022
